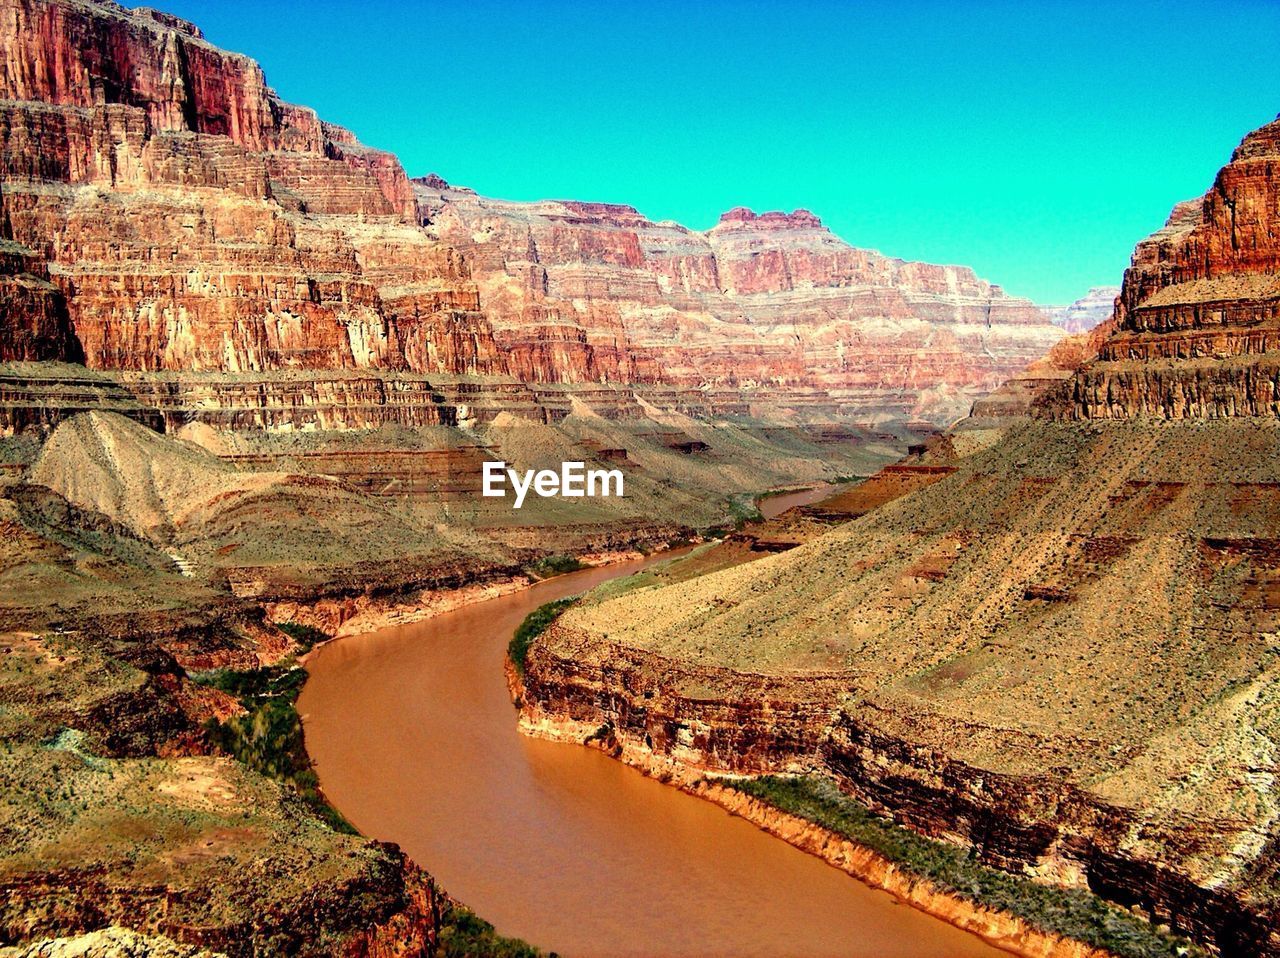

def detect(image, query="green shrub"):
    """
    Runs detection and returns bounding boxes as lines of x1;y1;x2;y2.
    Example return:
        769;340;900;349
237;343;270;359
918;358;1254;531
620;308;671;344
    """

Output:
275;621;331;653
528;554;584;579
726;494;763;527
197;664;355;834
438;903;548;957
197;658;547;956
508;598;575;678
730;776;1204;958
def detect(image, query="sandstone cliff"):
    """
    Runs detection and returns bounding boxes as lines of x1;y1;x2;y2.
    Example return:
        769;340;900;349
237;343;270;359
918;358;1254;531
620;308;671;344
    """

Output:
1055;117;1280;420
0;0;1061;433
1042;286;1120;334
0;0;492;377
420;184;1064;426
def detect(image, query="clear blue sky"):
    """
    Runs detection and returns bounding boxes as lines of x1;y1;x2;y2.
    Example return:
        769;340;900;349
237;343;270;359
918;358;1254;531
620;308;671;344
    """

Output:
163;0;1280;304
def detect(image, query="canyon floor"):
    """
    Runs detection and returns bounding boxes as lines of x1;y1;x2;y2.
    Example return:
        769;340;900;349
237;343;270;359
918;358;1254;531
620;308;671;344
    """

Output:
5;0;1279;956
522;415;1280;957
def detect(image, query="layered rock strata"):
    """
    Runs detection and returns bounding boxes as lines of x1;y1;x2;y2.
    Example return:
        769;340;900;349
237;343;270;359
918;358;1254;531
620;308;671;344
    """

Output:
1055;118;1280;420
1042;287;1120;334
0;0;1063;433
0;0;492;378
420;186;1064;426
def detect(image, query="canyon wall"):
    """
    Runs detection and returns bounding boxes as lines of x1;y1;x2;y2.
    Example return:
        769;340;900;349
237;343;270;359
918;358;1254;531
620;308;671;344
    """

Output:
0;0;495;379
421;184;1063;425
1055;116;1280;420
0;0;1062;434
1042;286;1119;334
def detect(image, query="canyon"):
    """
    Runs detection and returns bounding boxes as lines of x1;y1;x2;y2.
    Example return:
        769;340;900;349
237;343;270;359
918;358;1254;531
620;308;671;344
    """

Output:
300;553;1012;958
0;0;1073;633
0;0;1062;435
0;0;1080;955
0;0;1244;956
416;184;1063;425
1043;287;1120;334
519;113;1280;958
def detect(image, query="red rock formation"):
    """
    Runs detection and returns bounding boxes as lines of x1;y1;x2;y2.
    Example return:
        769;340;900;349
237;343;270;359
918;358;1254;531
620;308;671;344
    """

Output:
0;0;497;376
0;239;81;361
1057;116;1280;419
0;0;1062;430
419;183;1064;425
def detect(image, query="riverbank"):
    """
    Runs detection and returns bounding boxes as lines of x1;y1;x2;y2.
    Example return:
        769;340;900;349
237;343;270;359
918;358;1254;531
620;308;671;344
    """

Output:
505;502;1208;958
287;481;849;645
511;669;1196;958
199;651;545;957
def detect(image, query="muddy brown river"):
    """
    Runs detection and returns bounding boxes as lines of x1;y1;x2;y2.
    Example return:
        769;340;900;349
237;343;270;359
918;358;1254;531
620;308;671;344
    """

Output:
756;482;838;519
301;497;1007;957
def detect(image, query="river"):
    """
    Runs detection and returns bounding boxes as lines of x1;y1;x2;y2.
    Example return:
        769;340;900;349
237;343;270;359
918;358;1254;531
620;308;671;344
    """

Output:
756;483;839;519
300;494;1007;958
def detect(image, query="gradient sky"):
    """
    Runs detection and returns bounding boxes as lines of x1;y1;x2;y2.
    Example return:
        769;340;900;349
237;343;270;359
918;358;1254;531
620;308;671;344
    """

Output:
163;0;1280;304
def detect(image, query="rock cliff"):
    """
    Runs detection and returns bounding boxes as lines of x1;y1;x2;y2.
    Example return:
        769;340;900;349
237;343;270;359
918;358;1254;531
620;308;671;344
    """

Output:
0;0;1061;431
1055;117;1280;420
0;0;491;377
419;184;1063;426
1042;287;1120;334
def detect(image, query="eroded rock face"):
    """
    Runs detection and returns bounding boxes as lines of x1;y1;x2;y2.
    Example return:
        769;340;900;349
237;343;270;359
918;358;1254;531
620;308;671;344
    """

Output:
0;0;498;378
420;185;1064;425
0;0;1062;431
0;241;81;362
1041;286;1119;334
1056;117;1280;419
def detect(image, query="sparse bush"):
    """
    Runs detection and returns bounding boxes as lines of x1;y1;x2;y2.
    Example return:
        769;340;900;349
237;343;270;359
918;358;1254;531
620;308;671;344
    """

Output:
275;621;330;653
726;494;763;528
439;903;548;957
528;554;584;578
508;598;575;678
198;665;355;834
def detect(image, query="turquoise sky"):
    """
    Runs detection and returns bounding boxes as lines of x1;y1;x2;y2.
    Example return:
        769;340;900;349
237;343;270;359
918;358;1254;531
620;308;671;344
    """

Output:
165;0;1280;304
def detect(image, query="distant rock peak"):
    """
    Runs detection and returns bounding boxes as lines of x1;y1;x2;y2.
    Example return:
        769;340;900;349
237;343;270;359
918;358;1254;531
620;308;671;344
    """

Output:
1046;115;1280;420
0;0;1063;431
1041;286;1119;334
129;5;203;37
412;173;451;190
714;207;824;230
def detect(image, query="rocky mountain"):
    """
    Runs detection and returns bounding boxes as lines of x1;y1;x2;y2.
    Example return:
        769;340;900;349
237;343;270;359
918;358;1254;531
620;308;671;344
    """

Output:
519;114;1280;957
0;1;962;950
1059;118;1280;420
419;185;1063;425
0;0;1060;434
1042;285;1119;333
